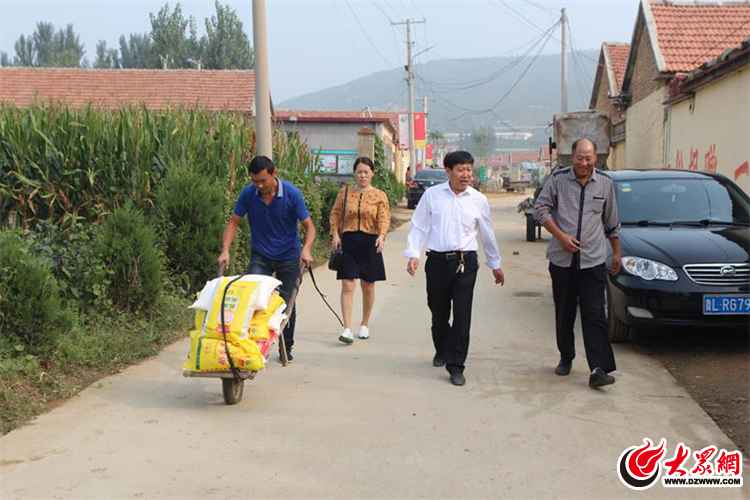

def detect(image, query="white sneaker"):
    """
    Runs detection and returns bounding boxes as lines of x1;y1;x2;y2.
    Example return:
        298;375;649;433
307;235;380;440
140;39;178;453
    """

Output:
357;326;369;339
338;328;354;344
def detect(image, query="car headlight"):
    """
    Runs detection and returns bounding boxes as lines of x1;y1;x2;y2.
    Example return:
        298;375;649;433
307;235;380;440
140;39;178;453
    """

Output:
621;256;678;281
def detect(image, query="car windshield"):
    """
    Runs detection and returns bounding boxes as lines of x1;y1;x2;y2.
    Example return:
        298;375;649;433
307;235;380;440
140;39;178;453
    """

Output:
415;169;447;181
615;177;750;225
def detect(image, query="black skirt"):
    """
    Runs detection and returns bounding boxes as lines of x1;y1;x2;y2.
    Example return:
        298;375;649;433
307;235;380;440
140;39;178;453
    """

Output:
337;231;386;282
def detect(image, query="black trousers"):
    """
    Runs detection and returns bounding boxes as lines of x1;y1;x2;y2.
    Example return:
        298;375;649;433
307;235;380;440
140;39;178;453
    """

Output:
549;262;616;373
248;253;299;352
425;251;479;374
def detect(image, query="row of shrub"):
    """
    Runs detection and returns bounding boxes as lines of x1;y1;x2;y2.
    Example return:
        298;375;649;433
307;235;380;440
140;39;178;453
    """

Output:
0;104;404;362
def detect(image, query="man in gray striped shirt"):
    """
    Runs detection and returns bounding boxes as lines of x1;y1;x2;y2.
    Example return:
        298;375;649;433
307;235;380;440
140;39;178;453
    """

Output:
534;138;621;389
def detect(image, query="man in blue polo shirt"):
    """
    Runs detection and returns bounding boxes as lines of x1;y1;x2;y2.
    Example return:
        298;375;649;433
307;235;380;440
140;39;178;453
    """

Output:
218;155;316;362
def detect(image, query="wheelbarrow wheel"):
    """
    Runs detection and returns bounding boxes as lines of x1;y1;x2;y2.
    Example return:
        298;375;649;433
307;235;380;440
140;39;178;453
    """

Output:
222;377;244;405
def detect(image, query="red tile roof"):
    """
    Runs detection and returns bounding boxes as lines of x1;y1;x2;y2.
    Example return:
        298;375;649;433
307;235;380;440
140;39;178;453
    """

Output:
275;109;402;136
604;43;630;92
648;1;750;73
0;68;256;113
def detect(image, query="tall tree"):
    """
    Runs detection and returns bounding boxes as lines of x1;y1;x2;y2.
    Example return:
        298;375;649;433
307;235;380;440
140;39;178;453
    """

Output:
13;34;34;66
119;33;152;68
32;22;56;66
52;24;86;67
202;1;254;69
148;3;199;68
12;22;85;67
0;52;10;67
94;40;119;68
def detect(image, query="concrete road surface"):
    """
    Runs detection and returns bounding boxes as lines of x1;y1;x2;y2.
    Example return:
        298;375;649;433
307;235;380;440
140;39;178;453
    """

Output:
1;194;746;499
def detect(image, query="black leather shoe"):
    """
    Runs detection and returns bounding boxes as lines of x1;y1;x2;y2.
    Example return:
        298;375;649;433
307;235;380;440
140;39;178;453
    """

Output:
433;354;446;367
279;347;293;364
589;367;615;388
449;372;466;386
555;360;572;376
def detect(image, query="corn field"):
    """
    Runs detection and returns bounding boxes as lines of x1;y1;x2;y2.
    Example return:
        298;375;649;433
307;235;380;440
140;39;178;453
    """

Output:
0;103;317;229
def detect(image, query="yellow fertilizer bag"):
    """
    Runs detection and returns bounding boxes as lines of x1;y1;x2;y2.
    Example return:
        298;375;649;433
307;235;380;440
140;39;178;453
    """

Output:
249;292;286;341
204;278;259;338
183;330;265;373
194;310;207;331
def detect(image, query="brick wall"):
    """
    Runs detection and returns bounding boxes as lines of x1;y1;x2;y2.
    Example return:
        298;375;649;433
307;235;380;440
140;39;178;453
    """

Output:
629;27;664;104
593;71;625;124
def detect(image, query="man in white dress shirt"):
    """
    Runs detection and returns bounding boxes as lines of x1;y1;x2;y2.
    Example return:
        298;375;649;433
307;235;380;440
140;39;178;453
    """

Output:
405;151;505;386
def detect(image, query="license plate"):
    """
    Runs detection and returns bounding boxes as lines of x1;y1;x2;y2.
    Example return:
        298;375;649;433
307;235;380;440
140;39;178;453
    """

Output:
703;294;750;315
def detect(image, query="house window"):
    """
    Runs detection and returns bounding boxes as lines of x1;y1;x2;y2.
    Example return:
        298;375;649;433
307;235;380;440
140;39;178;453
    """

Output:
314;150;358;175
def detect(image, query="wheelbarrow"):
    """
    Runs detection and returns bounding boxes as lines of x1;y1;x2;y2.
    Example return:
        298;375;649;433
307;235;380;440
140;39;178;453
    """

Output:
182;266;302;405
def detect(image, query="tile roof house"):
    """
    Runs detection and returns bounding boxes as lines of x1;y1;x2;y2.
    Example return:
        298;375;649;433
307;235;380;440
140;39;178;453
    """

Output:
274;109;407;180
0;68;257;114
613;0;750;172
667;36;750;100
647;1;750;73
621;0;750;100
663;36;750;190
273;109;399;141
274;109;400;139
590;42;630;108
589;42;631;169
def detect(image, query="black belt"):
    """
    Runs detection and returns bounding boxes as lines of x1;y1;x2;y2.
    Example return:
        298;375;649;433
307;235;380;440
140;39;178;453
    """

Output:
426;250;477;260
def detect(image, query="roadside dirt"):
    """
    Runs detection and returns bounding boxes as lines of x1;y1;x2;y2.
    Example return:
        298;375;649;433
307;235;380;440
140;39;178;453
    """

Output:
634;326;750;455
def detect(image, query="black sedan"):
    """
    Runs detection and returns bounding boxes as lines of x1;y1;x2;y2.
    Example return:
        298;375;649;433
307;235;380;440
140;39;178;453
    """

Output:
607;170;750;341
407;168;448;209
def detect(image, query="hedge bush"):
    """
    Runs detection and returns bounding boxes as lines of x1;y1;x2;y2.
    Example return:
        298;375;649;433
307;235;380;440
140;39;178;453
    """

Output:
26;221;109;310
373;136;405;206
156;164;225;292
0;231;73;354
95;205;162;311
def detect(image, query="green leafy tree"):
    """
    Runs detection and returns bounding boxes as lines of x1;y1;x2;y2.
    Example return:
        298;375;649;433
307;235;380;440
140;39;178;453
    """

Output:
148;3;200;68
0;52;10;66
202;1;254;69
13;34;34;66
118;33;152;68
372;136;405;206
12;22;85;67
31;21;56;65
93;40;119;69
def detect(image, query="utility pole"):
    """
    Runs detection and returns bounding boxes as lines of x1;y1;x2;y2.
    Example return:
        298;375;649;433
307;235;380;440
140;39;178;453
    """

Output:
560;8;568;113
392;18;425;179
253;0;273;158
423;95;429;166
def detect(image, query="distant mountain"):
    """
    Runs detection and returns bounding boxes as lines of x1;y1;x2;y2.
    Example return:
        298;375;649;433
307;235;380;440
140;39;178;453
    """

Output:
279;50;599;135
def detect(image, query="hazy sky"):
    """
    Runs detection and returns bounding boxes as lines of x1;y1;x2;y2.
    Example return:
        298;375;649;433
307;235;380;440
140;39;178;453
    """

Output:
1;0;638;102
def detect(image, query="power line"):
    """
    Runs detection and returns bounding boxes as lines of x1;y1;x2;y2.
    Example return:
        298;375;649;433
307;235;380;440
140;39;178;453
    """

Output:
415;19;560;92
566;18;595;107
343;0;394;68
491;0;561;43
373;1;394;23
373;1;404;62
519;0;557;16
450;24;556;120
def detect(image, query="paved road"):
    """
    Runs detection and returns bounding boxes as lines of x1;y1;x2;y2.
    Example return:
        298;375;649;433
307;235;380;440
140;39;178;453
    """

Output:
1;194;746;499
